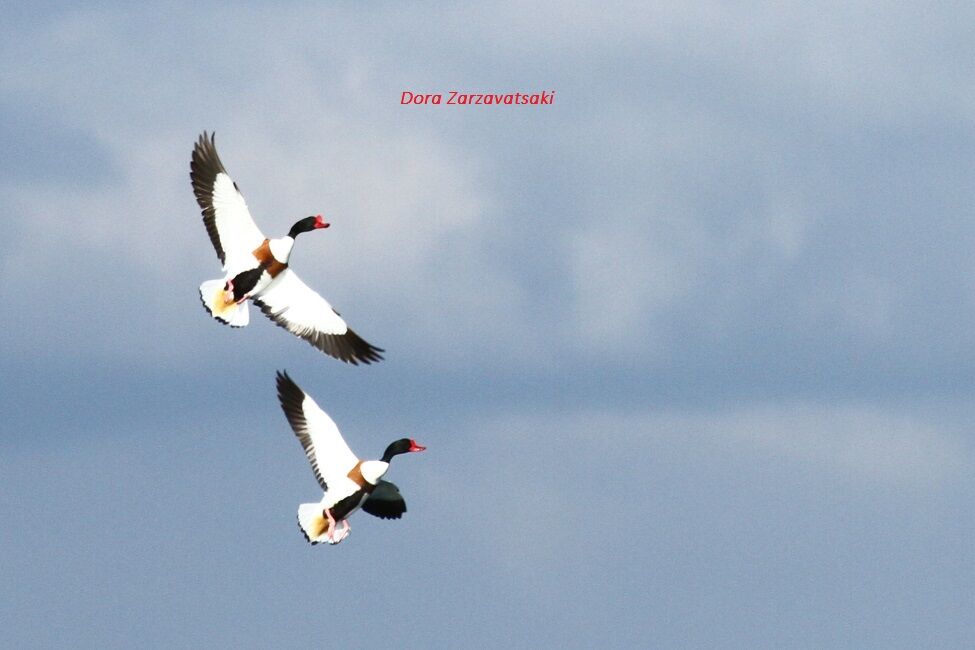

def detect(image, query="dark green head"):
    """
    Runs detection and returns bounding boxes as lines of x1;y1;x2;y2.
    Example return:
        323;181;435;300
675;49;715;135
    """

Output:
288;214;329;238
381;438;426;463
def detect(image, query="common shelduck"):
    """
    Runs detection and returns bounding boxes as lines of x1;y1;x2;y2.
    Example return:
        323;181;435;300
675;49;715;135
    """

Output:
191;132;383;365
275;371;426;545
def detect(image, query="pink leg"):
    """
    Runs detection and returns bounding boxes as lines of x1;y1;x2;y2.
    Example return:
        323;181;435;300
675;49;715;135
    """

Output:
223;280;235;305
324;509;336;541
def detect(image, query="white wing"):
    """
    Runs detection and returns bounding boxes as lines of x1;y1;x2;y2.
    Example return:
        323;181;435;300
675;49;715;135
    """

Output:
254;269;384;365
190;132;266;275
276;371;359;491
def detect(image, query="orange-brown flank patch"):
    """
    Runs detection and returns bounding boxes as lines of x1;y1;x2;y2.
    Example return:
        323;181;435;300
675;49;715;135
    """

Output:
347;461;377;493
252;239;288;277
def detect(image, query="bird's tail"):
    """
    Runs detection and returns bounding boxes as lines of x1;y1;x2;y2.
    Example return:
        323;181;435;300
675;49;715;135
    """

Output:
199;278;249;327
297;502;330;545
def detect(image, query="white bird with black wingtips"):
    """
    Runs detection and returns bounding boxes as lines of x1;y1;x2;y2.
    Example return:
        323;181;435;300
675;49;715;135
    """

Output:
191;132;384;365
275;371;426;545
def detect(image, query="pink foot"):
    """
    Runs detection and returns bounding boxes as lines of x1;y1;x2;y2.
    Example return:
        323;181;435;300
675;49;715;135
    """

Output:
338;519;351;542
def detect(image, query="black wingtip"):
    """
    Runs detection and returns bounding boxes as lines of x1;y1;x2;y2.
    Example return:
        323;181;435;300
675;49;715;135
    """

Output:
190;130;231;264
315;328;385;365
275;370;303;405
253;301;386;365
275;370;311;437
361;480;408;520
196;130;215;146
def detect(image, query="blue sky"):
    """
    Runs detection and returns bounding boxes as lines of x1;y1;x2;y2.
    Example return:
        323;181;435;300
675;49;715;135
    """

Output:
2;3;974;647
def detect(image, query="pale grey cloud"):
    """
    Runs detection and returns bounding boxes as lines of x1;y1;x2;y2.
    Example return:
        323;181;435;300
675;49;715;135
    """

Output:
709;403;967;483
4;3;975;375
3;4;975;647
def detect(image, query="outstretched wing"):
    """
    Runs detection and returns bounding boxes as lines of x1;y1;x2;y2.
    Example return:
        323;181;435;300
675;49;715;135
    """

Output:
275;371;359;490
361;480;407;520
254;269;384;365
190;132;266;274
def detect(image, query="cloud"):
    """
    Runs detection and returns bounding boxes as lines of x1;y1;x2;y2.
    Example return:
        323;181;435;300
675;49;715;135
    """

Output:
409;398;969;643
0;8;526;367
4;6;975;647
705;402;967;483
3;3;975;387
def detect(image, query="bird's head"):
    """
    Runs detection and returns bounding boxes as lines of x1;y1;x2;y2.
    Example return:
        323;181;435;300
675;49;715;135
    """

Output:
289;214;330;238
381;438;426;462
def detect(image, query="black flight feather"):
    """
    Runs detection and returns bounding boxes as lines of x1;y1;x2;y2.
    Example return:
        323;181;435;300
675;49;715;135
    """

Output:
254;301;385;365
361;480;407;520
275;371;329;491
190;131;232;264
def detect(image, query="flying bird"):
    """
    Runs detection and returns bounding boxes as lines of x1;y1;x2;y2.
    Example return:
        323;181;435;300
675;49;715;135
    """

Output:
191;132;383;365
276;371;426;545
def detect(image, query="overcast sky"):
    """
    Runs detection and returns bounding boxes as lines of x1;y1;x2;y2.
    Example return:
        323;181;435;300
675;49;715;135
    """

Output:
2;3;974;648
